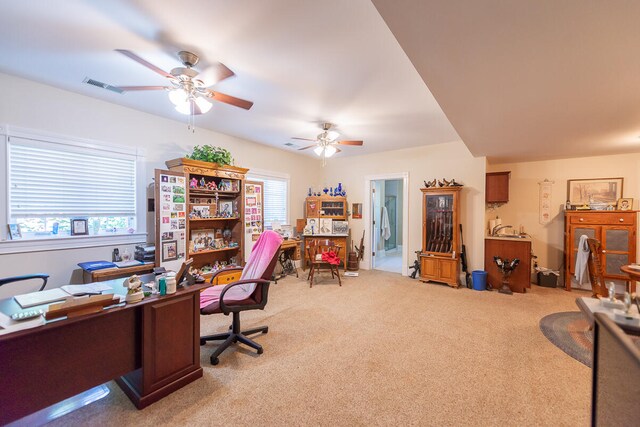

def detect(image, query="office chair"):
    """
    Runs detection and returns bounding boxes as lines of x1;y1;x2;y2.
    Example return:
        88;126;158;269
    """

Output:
200;230;283;365
306;239;342;287
0;274;49;291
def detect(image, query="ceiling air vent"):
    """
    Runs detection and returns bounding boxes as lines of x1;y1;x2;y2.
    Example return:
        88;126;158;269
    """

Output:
83;77;123;94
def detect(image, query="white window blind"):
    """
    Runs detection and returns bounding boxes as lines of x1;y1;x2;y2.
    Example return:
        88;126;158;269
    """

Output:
8;136;136;218
248;174;288;226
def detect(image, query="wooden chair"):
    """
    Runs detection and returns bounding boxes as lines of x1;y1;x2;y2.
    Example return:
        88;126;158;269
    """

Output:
306;239;342;287
586;238;608;298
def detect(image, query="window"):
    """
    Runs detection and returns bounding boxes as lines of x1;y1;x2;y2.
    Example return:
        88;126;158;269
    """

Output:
247;172;289;226
7;133;139;240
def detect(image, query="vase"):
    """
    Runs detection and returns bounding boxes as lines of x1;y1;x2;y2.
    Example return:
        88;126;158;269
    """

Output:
323;187;328;195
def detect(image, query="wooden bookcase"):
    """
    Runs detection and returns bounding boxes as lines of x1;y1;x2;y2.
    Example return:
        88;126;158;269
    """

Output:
166;158;248;280
564;211;637;292
419;187;461;288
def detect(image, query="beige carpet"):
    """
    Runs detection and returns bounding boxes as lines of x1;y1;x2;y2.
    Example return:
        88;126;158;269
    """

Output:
51;270;591;426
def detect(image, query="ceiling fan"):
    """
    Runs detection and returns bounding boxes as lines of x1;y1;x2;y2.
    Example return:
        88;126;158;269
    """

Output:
115;49;253;121
294;123;363;164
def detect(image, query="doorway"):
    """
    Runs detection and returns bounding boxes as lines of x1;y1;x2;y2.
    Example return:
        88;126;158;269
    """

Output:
368;176;407;274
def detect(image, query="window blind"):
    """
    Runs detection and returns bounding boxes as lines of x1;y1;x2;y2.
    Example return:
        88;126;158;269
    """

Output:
248;175;288;225
8;136;136;218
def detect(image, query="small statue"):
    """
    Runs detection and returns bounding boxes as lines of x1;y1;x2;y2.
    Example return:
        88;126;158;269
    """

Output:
624;292;632;314
493;256;520;295
437;179;446;187
424;179;436;188
123;275;144;303
448;179;463;187
199;177;206;188
608;282;616;301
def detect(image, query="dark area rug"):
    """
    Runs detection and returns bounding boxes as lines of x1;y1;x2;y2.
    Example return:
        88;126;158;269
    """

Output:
539;311;593;367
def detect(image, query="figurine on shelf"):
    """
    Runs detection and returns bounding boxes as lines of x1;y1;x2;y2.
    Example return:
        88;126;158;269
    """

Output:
308;187;312;197
329;187;334;196
323;187;329;195
199;177;206;188
207;181;217;191
190;178;198;189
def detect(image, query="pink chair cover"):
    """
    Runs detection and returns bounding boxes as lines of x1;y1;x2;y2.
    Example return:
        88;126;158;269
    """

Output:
200;230;283;309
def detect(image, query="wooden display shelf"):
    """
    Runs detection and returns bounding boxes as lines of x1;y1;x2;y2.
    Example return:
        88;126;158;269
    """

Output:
189;217;240;222
190;247;240;256
189;190;240;196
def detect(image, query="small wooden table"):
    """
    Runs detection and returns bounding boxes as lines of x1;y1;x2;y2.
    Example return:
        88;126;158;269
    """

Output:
82;262;155;283
619;265;639;293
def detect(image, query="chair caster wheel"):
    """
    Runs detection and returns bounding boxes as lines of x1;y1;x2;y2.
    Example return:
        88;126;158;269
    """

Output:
200;339;206;346
211;357;219;365
257;348;263;355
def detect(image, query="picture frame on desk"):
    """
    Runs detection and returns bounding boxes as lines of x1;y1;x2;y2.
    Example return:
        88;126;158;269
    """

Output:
332;220;348;235
71;218;88;236
617;198;633;211
7;223;22;240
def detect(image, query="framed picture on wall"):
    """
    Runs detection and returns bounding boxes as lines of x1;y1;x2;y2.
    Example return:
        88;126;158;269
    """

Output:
567;177;623;206
352;203;362;219
71;218;88;236
162;240;178;261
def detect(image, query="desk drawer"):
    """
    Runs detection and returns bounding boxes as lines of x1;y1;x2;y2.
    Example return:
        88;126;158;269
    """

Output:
569;212;635;225
211;270;242;286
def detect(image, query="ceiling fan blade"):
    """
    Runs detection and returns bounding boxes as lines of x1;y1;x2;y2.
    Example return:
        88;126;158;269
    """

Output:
292;137;317;142
297;144;318;151
118;85;169;91
205;90;253;110
337;140;364;146
335;147;342;153
199;62;235;86
116;49;174;79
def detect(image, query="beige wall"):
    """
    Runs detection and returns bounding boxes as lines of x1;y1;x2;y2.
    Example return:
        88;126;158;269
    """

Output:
322;141;487;273
0;72;321;293
487;153;640;277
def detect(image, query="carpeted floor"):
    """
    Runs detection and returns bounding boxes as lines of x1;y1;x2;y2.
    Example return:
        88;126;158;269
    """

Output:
50;270;592;426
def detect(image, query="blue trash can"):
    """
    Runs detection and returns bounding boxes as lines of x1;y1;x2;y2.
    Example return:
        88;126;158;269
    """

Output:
472;270;487;291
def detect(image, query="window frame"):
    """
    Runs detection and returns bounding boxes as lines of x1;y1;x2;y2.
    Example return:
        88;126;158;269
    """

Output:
0;125;147;254
247;168;290;227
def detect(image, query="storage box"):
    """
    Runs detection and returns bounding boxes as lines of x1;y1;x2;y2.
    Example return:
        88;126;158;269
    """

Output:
537;270;559;288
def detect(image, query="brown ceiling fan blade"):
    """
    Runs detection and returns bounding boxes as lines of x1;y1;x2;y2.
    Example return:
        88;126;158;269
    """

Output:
298;144;318;151
116;49;173;79
337;140;364;146
118;85;169;91
199;63;235;86
335;147;342;153
206;90;253;110
292;137;317;142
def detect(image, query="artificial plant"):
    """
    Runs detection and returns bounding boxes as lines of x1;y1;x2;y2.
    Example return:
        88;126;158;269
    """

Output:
186;145;233;166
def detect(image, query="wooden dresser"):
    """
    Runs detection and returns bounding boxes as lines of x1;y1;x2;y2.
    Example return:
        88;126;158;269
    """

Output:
564;211;637;291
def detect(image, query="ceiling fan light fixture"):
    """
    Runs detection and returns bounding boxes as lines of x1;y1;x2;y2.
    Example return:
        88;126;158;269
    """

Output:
314;146;324;156
326;130;340;141
168;88;188;106
324;145;337;157
174;99;192;115
194;96;212;113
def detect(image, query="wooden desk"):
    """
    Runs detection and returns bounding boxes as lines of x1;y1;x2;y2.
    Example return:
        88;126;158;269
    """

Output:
0;274;209;425
82;262;155;283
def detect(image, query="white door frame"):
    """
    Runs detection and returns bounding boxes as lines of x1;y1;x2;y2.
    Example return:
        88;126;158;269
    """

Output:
363;172;410;276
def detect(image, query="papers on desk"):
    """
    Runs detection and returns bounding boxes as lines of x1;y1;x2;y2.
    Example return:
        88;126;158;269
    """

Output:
114;260;144;268
0;311;45;336
14;284;114;308
61;283;113;296
14;288;69;308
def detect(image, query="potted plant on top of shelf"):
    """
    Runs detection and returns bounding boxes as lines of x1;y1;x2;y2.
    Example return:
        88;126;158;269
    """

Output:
186;145;233;166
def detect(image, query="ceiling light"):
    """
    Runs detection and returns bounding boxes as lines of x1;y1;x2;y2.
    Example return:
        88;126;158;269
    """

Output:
174;99;193;115
168;88;188;106
194;96;212;113
314;146;324;156
325;145;337;157
326;130;340;141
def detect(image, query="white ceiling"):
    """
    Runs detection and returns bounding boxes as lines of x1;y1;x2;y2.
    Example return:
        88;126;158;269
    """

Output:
0;0;460;158
373;0;640;163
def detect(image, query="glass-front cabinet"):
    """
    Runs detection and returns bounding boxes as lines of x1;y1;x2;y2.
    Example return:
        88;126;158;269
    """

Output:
564;211;637;293
420;187;462;288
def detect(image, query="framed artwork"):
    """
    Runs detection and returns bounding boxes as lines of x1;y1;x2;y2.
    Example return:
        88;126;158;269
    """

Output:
7;224;22;240
71;218;89;236
218;200;233;216
332;220;349;235
162;240;178;261
617;198;633;211
567;177;623;206
352;203;362;219
319;218;333;234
